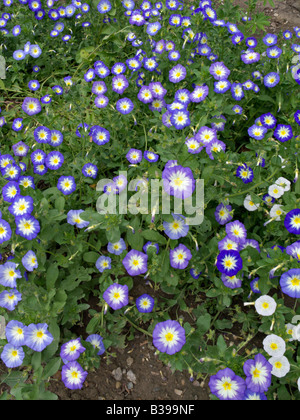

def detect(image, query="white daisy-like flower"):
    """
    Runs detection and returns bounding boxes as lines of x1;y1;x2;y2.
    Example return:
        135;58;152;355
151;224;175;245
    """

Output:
244;195;259;212
263;334;286;357
255;295;277;317
275;177;291;192
292;324;300;341
268;184;285;199
270;204;285;221
269;356;290;378
285;323;295;342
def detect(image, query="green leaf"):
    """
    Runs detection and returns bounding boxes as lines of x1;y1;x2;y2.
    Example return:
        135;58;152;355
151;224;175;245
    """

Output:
257;94;275;104
42;358;61;381
141;230;167;245
83;252;100;263
277;385;291;401
196;314;212;334
0;371;27;388
55;197;65;212
86;316;101;334
206;289;222;298
38;390;58;401
215;319;233;330
46;264;59;291
31;352;42;371
42;320;60;362
127;229;144;251
217;335;227;355
106;227;120;243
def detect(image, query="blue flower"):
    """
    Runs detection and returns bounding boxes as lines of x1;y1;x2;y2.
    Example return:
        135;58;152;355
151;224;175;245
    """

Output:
209;368;246;400
136;294;155;313
86;334;105;355
163;214;189;240
216;250;243;277
107;239;126;255
152;320;185;355
103;283;129;310
0;289;22;311
8;195;34;217
5;320;27;346
243;354;272;394
60;338;86;362
25;323;54;352
0;262;22;288
57;176;76;195
61;361;88;390
0;218;12;244
1;344;25;368
96;256;111;273
280;269;300;298
22;251;38;272
236;164;254;184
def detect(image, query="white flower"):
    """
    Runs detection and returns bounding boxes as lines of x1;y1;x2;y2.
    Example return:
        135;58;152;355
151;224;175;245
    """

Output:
263;334;286;357
285;323;296;342
275;177;291;192
298;377;300;392
270;204;285;221
269;356;290;378
292;323;300;341
255;295;277;316
244;195;259;212
268;184;284;199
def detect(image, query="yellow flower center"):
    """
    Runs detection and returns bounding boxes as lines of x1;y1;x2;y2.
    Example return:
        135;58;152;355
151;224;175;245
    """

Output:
291;277;300;287
165;332;174;342
223;382;232;391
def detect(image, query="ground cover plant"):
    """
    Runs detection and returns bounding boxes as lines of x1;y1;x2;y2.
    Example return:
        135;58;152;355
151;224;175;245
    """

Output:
0;0;300;401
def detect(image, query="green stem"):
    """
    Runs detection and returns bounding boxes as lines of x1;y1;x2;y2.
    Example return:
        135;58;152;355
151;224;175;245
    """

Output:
123;315;152;338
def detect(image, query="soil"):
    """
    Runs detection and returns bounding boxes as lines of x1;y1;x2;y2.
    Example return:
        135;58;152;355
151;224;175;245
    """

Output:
46;278;210;401
48;334;209;401
233;0;300;34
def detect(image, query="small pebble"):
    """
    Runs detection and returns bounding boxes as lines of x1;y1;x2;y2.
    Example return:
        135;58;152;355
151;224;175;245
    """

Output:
127;370;137;384
174;389;183;396
112;367;122;382
127;357;134;367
